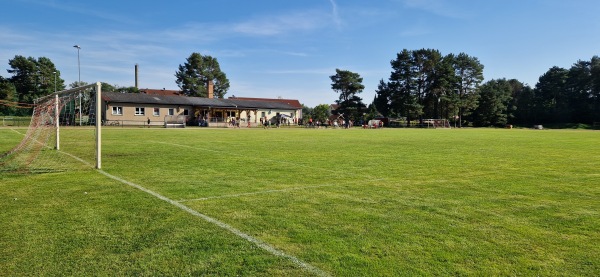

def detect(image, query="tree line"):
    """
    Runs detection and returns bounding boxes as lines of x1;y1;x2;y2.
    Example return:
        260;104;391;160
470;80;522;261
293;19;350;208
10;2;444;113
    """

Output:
3;50;599;127
330;49;600;127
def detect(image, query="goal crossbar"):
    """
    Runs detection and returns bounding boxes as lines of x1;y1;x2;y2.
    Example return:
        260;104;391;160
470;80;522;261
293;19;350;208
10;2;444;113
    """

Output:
41;82;102;169
2;82;103;171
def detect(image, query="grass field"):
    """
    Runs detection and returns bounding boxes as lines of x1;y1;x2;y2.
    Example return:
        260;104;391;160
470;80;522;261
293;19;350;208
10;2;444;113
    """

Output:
1;127;599;276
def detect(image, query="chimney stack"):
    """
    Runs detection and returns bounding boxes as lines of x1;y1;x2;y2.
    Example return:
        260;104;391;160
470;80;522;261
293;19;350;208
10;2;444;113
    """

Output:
134;64;139;89
207;80;214;99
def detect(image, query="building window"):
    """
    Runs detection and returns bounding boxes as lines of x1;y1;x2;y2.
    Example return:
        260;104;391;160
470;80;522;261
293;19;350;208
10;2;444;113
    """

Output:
168;108;174;116
261;111;266;117
135;107;145;116
153;108;160;116
112;106;123;115
183;109;189;116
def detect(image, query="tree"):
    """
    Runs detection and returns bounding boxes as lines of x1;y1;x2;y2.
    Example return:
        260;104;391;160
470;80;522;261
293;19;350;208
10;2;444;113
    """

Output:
506;79;535;125
433;54;458;119
101;83;139;93
373;79;392;117
388;49;422;125
452;53;484;127
412;49;446;119
529;56;600;125
311;104;330;123
534;66;568;124
473;79;513;127
330;69;366;120
0;78;17;115
564;58;599;123
301;104;312;124
591;56;600;123
175;53;230;98
7;55;64;115
69;81;89;88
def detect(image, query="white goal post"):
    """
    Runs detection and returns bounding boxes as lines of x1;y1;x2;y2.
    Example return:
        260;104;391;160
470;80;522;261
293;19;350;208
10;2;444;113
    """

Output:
40;82;102;168
1;82;102;172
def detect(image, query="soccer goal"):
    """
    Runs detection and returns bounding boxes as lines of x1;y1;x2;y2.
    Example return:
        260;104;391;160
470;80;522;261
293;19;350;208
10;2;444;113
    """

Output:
423;119;451;128
0;82;102;173
164;115;186;128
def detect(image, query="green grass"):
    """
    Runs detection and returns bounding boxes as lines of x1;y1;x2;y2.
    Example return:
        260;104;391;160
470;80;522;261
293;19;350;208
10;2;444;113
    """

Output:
1;127;599;276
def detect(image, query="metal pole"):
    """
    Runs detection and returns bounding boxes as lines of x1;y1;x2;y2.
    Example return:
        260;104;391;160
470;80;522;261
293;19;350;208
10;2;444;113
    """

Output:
74;45;82;126
55;94;60;150
79;93;82;126
95;82;101;169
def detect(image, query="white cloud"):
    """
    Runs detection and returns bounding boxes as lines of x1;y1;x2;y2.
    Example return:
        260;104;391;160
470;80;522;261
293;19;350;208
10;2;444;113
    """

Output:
232;10;329;36
16;0;139;25
329;0;343;28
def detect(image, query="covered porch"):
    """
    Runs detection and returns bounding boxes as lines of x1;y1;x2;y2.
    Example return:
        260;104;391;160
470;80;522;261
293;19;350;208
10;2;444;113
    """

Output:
192;106;259;127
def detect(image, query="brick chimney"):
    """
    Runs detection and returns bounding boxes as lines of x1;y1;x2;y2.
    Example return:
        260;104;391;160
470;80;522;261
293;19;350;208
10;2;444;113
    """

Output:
207;80;214;99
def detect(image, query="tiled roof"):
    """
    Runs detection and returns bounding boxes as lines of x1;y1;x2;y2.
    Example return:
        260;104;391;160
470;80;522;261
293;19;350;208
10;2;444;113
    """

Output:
229;97;302;109
102;92;298;110
139;88;182;96
102;92;192;106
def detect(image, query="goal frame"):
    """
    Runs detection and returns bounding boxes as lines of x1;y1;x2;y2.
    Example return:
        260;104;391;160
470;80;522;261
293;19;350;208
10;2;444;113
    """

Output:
35;82;103;169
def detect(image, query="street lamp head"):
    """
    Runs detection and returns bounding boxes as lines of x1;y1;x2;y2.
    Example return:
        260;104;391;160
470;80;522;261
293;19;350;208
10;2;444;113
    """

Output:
73;45;81;49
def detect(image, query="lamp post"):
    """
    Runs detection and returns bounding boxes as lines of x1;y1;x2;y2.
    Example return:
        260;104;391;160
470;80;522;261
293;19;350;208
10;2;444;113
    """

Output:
73;45;82;125
53;71;56;92
73;45;81;84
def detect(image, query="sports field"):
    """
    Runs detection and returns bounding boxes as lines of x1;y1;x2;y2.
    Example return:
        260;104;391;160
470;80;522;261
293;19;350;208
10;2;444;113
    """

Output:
1;127;599;276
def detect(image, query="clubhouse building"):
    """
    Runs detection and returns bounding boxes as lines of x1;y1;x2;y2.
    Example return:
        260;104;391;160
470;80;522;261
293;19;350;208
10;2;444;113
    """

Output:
101;89;302;127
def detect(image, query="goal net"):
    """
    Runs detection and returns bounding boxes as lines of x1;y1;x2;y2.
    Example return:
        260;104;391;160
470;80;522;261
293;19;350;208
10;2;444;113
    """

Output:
423;119;451;128
0;83;102;173
164;115;186;128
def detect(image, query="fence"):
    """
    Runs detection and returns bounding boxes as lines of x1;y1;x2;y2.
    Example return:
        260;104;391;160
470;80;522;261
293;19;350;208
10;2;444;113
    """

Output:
103;119;160;127
1;116;31;127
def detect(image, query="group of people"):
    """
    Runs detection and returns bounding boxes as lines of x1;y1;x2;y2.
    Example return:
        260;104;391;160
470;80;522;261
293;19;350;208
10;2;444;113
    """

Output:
305;118;353;129
228;117;241;128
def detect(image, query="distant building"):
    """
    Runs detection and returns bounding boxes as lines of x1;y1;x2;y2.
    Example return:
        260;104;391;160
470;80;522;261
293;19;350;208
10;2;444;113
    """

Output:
229;96;303;120
102;91;301;127
329;104;340;115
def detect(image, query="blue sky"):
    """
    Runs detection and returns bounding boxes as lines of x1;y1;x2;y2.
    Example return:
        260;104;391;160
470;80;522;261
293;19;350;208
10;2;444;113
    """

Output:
1;0;599;107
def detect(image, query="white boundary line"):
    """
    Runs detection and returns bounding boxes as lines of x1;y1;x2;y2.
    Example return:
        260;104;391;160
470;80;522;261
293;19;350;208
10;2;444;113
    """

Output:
96;169;329;277
39;141;329;276
7;128;26;135
5;131;328;275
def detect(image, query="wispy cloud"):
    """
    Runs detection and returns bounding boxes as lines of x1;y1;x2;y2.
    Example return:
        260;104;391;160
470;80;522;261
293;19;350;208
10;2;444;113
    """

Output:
280;51;309;57
232;11;328;36
15;0;139;25
329;0;343;28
